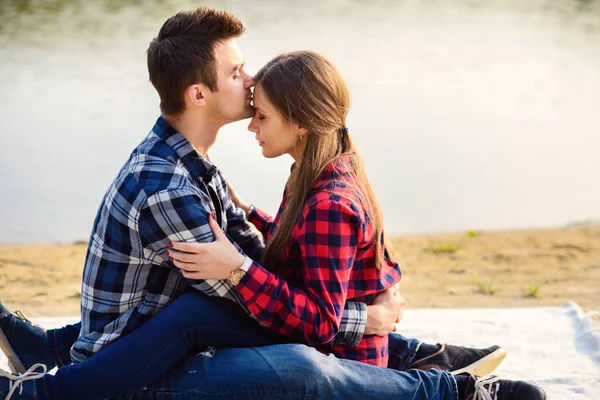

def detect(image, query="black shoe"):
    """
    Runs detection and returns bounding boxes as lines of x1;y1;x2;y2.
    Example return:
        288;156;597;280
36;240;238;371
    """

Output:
0;302;55;373
462;375;547;400
0;364;45;399
410;344;507;375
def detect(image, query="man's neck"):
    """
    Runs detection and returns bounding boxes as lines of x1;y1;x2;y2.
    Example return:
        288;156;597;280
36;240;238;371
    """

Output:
163;112;222;157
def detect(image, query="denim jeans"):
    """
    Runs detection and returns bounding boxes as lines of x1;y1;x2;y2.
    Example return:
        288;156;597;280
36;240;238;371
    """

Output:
114;344;458;400
47;320;422;374
41;293;439;399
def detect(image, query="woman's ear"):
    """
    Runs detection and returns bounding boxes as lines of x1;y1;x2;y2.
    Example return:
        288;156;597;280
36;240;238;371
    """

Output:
185;83;208;107
296;126;309;138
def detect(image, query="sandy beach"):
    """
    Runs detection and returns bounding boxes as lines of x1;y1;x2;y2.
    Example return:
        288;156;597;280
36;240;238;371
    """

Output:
0;226;598;317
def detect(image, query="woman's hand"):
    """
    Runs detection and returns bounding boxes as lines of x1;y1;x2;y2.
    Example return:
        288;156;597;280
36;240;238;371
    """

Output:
365;284;405;336
168;215;246;280
224;175;250;213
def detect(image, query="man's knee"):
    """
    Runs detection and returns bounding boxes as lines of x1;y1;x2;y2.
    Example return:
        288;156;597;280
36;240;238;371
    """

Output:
252;344;340;389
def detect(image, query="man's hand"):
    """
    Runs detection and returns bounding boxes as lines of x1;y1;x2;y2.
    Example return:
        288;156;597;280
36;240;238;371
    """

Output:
169;215;246;280
364;284;405;336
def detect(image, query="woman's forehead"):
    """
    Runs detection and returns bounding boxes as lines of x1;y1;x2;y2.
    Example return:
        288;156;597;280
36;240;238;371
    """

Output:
253;86;272;111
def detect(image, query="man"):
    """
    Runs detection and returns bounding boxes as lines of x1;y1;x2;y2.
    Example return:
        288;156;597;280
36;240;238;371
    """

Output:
0;7;544;400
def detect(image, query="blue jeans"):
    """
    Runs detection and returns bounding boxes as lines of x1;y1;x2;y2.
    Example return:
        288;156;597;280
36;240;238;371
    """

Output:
47;314;422;374
114;344;458;400
41;293;446;399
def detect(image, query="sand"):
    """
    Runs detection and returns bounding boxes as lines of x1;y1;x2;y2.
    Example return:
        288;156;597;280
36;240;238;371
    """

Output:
0;226;599;317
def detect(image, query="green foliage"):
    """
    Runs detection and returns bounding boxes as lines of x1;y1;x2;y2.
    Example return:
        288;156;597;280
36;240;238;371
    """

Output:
466;230;480;238
426;242;461;254
523;283;542;298
473;276;500;296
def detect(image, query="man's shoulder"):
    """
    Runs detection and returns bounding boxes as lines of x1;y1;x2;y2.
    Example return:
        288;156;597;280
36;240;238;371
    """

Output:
119;132;195;197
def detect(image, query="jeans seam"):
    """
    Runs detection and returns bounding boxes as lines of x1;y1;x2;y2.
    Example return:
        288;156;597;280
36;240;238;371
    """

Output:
444;370;460;400
405;341;422;369
49;329;64;367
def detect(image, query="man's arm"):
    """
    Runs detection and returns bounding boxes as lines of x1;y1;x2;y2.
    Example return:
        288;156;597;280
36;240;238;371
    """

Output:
335;302;368;346
223;197;265;262
335;287;405;346
138;186;247;301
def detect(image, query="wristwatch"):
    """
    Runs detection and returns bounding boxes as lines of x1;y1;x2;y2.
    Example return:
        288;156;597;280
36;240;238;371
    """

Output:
228;268;246;286
228;256;252;286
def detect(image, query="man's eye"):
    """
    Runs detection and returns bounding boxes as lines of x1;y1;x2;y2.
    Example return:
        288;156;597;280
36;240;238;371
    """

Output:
258;115;265;120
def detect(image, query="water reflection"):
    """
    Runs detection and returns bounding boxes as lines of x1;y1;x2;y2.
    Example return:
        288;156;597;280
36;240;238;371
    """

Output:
1;0;599;243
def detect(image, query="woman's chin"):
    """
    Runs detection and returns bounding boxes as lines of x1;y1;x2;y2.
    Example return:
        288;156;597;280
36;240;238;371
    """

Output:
261;148;271;158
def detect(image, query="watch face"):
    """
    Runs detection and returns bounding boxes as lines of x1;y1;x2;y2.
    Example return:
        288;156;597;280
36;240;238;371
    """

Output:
231;269;245;285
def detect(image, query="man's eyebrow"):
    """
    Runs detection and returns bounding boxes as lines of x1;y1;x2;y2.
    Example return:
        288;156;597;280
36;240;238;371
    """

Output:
231;62;245;74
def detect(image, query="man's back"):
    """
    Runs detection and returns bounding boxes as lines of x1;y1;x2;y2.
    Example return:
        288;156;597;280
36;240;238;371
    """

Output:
72;117;259;362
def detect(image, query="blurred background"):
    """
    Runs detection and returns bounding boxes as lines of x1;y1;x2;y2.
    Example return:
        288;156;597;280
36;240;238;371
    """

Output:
1;0;599;244
0;0;599;314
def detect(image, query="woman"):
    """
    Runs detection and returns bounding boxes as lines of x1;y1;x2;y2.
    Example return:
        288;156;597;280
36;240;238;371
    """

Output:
168;50;402;366
0;51;538;400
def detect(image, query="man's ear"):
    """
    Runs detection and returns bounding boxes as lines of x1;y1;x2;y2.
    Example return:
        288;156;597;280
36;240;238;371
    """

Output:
185;83;209;107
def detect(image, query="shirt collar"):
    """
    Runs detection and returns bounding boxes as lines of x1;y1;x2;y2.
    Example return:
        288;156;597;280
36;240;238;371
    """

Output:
289;155;355;189
152;116;217;182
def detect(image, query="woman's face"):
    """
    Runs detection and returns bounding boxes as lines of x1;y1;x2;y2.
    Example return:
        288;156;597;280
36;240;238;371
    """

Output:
247;85;302;160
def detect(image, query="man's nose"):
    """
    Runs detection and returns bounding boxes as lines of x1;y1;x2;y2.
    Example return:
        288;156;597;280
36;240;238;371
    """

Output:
244;77;256;90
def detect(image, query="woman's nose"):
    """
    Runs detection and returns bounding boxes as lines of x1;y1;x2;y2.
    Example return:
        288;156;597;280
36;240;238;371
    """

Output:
247;117;258;133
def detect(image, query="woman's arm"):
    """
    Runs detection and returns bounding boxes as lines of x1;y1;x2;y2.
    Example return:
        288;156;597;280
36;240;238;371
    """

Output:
223;175;275;239
170;199;361;345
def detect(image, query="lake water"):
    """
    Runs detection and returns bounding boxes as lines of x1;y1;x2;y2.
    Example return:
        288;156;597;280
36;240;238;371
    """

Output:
1;0;599;244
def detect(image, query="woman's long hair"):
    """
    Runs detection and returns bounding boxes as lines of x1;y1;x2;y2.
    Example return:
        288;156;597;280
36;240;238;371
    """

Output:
256;51;388;268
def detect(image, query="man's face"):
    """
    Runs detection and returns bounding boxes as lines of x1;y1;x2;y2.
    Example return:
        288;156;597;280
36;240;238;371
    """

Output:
210;38;254;123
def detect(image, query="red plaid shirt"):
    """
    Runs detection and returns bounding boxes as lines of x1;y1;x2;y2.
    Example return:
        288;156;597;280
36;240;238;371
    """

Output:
235;156;402;366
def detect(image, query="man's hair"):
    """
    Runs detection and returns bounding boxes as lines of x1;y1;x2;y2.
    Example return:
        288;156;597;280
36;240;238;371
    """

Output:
147;8;245;115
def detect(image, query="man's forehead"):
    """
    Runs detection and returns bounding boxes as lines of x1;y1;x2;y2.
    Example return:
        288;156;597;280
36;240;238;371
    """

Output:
214;39;244;68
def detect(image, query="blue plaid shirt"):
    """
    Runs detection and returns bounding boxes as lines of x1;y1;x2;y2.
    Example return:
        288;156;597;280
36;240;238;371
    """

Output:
72;116;366;362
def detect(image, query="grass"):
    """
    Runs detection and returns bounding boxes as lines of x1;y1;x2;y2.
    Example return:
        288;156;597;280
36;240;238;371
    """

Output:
473;276;501;296
466;230;480;238
426;242;461;254
523;282;542;298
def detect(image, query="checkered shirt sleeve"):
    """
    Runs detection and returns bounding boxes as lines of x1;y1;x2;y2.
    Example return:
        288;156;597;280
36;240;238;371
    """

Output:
138;187;250;305
333;301;367;346
248;205;368;347
247;206;274;239
234;199;363;345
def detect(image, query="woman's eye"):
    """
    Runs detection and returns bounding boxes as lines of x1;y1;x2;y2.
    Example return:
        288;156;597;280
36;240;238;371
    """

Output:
233;74;240;80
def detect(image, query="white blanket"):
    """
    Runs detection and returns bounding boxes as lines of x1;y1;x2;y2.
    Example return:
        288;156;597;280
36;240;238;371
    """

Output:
2;302;599;399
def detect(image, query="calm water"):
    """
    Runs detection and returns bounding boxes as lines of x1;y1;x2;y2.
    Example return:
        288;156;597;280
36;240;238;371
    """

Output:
1;0;599;244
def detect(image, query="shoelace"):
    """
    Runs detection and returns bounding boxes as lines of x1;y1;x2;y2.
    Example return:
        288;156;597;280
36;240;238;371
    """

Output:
472;375;501;400
0;309;33;325
0;364;47;399
12;311;33;325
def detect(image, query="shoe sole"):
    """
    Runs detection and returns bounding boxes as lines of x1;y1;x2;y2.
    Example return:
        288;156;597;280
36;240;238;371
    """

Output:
451;347;507;376
0;327;26;374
